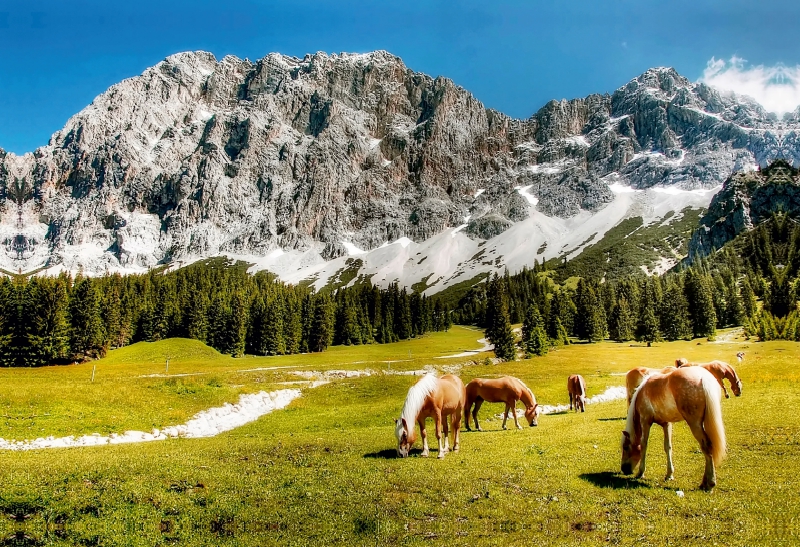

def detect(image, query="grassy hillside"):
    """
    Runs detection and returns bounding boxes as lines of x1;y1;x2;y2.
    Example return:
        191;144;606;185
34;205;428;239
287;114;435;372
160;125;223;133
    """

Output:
0;329;795;546
545;207;705;281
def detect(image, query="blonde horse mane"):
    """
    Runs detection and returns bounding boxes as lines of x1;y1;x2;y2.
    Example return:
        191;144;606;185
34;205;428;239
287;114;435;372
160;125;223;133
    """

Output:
624;375;650;437
398;374;439;430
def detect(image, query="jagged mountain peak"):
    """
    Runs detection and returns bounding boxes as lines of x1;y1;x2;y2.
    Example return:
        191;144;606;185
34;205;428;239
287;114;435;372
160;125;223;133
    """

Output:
1;50;799;291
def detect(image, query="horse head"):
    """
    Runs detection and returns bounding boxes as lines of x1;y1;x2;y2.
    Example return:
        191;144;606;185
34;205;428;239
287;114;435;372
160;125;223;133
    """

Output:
620;430;642;475
732;377;743;397
525;403;540;427
395;418;413;458
578;396;587;412
675;358;689;367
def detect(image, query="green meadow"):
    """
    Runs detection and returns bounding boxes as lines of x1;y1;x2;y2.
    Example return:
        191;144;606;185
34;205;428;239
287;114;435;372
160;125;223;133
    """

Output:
0;327;796;546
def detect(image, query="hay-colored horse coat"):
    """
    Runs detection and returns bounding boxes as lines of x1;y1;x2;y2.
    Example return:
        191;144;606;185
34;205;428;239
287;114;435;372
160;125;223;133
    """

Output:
567;374;587;412
625;366;676;407
621;366;727;491
395;374;465;459
675;358;743;398
464;376;540;431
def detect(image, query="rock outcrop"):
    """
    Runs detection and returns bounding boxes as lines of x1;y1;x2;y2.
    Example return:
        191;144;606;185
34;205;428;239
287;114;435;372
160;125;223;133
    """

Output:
0;51;798;276
687;160;800;262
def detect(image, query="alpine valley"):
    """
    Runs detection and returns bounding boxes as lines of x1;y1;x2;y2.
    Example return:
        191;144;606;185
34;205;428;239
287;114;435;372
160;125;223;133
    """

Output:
2;50;799;292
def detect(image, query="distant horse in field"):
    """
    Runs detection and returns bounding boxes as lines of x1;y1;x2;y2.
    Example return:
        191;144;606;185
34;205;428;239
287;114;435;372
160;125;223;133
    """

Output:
621;366;726;491
464;376;540;431
567;374;587;412
395;374;465;459
625;366;676;407
675;358;743;398
737;351;745;363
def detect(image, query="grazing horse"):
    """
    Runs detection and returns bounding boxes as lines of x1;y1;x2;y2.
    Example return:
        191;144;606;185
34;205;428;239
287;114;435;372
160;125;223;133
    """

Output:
625;366;676;407
621;366;726;491
567;374;587;412
395;374;465;459
675;358;743;398
736;351;745;363
464;376;540;431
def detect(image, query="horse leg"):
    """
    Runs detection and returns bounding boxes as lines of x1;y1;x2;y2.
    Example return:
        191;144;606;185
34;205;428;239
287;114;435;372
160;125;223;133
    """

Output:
435;410;447;459
443;416;450;452
635;421;652;479
502;404;510;430
464;399;472;432
452;412;461;452
686;419;716;491
512;400;522;429
569;393;574;411
419;418;430;457
663;423;675;481
719;377;730;399
472;399;484;431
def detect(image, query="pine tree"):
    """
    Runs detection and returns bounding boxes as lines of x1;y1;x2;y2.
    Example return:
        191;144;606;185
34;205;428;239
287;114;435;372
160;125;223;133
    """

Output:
264;294;286;356
741;277;757;318
310;294;334;352
609;297;635;342
685;269;717;339
522;303;548;357
660;280;692;341
69;277;105;360
485;274;516;361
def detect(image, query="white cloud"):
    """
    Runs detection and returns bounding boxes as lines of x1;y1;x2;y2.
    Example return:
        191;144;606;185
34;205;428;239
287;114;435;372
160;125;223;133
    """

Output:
699;56;800;114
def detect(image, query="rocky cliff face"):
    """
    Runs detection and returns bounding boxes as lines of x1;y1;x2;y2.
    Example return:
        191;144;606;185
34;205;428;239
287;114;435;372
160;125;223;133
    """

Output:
687;160;800;262
1;50;798;282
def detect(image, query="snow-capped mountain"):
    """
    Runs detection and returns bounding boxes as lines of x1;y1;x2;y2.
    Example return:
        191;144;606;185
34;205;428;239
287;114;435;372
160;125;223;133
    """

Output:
1;50;798;290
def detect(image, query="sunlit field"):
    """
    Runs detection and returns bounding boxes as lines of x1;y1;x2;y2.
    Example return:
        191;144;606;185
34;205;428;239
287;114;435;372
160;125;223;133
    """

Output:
0;327;796;546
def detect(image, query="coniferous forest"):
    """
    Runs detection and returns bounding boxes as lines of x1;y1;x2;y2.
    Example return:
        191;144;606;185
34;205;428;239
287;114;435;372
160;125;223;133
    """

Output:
5;208;800;367
0;260;452;367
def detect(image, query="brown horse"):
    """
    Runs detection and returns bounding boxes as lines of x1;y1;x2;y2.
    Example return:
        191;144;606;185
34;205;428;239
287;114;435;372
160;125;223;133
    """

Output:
621;366;726;491
625;366;676;407
567;374;587;412
675;358;743;398
464;376;540;431
395;374;465;459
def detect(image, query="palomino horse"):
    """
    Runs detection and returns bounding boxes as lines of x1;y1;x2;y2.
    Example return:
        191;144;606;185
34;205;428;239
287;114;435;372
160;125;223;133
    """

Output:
621;366;726;491
464;376;540;431
625;366;676;407
675;358;743;398
395;374;465;459
567;374;587;412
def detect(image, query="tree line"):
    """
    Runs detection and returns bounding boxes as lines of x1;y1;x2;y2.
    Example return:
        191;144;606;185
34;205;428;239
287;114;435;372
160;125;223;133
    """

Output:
0;261;451;366
472;214;800;359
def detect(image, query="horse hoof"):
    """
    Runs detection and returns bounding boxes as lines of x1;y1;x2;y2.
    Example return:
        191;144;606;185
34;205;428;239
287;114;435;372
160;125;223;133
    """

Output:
421;451;429;458
453;446;460;452
438;452;446;459
477;427;483;432
502;426;508;431
664;475;675;482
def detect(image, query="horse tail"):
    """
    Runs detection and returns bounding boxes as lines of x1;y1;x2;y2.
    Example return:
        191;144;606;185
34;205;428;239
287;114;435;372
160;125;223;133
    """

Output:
702;373;727;466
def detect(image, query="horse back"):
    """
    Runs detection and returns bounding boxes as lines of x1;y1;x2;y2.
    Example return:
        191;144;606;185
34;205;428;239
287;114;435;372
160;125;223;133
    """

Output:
568;374;585;396
643;367;712;424
466;376;521;403
436;375;465;413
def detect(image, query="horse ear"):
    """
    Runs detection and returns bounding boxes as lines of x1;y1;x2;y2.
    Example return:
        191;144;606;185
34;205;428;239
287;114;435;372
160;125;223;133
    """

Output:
401;418;408;429
622;430;630;439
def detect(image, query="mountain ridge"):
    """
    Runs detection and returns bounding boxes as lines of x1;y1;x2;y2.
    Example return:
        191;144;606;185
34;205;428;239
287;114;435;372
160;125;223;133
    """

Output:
1;50;798;292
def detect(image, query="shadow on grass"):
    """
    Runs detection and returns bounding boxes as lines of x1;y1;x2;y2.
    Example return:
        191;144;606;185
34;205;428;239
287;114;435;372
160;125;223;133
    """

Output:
598;417;627;421
364;447;431;459
580;471;649;489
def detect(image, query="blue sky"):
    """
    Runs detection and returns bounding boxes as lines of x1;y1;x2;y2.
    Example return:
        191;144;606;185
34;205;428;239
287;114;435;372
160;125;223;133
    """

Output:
1;0;799;154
